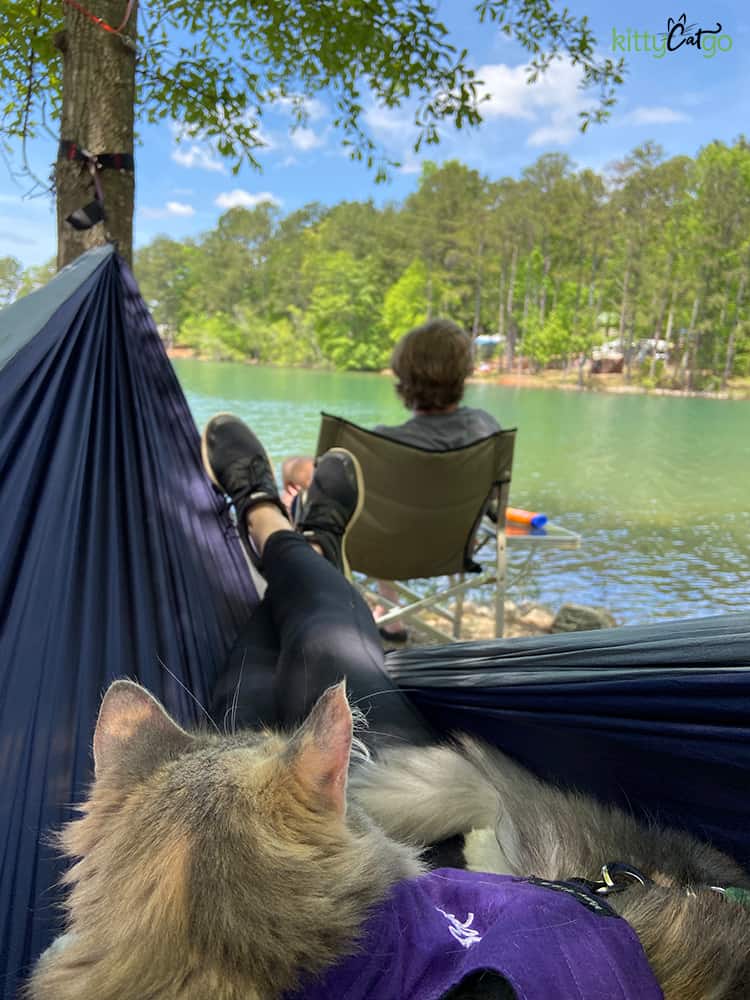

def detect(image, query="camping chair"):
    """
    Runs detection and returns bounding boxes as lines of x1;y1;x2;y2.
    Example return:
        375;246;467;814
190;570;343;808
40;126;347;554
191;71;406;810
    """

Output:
315;413;516;642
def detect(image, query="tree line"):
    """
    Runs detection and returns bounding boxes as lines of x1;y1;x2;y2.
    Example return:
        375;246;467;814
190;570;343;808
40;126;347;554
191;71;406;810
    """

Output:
6;139;749;390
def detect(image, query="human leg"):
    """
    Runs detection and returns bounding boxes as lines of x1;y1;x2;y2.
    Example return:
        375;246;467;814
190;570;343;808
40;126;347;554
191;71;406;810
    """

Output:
261;530;435;745
280;454;314;514
211;598;281;731
203;414;434;746
372;580;410;643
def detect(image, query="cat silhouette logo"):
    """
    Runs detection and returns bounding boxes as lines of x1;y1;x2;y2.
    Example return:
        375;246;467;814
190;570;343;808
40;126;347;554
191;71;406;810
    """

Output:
435;907;483;949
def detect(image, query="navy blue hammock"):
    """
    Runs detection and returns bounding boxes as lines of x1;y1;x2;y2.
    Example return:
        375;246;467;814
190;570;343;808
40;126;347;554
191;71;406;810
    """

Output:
1;247;748;999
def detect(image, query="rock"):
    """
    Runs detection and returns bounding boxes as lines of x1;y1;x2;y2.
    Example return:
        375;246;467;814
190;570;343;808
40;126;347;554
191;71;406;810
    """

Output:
519;605;555;632
552;603;617;633
503;600;521;624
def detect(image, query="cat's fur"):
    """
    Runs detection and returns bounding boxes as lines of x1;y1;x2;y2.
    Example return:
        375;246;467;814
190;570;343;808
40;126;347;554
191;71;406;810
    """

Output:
351;736;750;1000
30;680;750;1000
28;680;421;1000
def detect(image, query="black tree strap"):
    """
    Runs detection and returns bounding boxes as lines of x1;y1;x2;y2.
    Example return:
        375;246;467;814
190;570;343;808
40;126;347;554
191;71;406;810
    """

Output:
59;140;133;231
59;140;134;173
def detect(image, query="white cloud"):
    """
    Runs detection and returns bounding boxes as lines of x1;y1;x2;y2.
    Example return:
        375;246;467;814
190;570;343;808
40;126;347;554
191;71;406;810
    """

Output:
289;127;324;151
362;59;591;157
363;103;414;139
398;158;423;175
165;201;195;217
252;126;277;152
171;143;226;173
275;95;327;121
214;189;281;210
479;59;585;121
140;201;196;220
527;122;578;147
625;106;690;126
477;59;593;149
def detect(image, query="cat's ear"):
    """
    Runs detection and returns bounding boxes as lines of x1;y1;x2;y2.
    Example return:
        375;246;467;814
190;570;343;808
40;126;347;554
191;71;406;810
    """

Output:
289;682;352;818
94;680;191;776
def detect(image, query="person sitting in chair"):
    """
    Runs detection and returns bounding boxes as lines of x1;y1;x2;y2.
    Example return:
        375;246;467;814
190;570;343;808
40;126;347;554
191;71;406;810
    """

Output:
280;318;501;640
371;318;501;638
374;317;500;450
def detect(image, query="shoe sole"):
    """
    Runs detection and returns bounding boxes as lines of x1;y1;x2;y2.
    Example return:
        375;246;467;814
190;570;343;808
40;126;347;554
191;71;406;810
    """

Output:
326;447;365;581
200;411;236;493
200;412;278;574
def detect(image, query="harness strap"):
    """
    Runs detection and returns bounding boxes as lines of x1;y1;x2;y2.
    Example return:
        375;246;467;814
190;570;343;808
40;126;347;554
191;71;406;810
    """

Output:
58;141;134;231
59;141;134;173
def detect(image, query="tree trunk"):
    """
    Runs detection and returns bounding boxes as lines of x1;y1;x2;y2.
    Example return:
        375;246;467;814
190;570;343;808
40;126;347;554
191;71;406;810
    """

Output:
679;295;700;390
472;235;484;336
519;278;530;374
650;253;673;378
624;308;636;383
426;257;434;318
722;272;747;391
539;254;550;324
660;290;675;382
496;268;505;340
505;245;518;371
618;259;630;344
577;353;587;388
56;2;138;269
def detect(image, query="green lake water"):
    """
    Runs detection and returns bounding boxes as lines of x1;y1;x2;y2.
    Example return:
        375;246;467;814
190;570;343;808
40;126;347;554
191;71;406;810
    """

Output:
173;359;750;625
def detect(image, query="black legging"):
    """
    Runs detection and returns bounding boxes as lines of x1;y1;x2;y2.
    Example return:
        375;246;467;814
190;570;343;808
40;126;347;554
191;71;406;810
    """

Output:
211;530;435;746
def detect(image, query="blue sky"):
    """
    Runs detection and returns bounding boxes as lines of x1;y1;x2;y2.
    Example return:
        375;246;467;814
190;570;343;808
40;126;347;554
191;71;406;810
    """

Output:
1;0;748;269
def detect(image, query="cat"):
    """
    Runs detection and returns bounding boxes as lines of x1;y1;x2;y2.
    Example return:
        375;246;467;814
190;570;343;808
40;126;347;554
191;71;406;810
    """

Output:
28;679;421;1000
30;680;750;1000
350;735;750;1000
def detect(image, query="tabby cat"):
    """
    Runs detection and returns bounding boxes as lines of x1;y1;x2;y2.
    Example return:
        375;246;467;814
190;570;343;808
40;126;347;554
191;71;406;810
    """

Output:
29;680;420;1000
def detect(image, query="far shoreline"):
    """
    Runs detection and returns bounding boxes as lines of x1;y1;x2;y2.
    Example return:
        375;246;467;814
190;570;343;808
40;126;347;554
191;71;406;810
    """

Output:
165;348;750;402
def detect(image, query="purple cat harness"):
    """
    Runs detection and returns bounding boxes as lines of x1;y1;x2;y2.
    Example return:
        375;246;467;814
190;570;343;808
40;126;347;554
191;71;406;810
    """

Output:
290;868;663;999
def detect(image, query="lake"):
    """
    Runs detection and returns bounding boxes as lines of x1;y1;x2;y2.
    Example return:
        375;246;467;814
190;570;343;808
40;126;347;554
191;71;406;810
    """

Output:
172;359;750;626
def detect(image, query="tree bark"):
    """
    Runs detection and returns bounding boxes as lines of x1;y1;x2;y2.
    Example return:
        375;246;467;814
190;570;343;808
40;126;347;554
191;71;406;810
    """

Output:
649;252;673;378
722;272;747;391
679;295;700;390
472;235;484;335
426;257;434;318
56;1;137;269
618;259;630;344
505;245;518;371
496;267;505;340
519;277;530;374
539;254;551;324
624;308;636;383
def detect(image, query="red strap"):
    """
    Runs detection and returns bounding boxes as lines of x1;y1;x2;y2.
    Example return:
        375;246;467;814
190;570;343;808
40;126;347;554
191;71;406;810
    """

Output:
62;0;122;35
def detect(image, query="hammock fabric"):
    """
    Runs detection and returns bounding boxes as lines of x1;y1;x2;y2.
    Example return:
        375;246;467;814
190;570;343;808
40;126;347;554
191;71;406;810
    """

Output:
1;247;749;998
387;614;750;871
0;247;258;997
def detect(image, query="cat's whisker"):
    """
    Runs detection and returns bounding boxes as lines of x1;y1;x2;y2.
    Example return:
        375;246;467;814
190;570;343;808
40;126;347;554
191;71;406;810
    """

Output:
348;686;424;706
222;703;234;735
354;728;414;744
156;656;221;735
230;651;246;735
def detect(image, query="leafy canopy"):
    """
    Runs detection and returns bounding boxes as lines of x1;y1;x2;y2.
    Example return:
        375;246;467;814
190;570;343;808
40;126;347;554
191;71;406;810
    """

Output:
1;0;624;178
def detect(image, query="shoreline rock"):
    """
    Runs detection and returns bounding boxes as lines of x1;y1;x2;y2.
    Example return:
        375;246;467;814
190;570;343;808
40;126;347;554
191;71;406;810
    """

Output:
385;600;617;647
551;603;617;633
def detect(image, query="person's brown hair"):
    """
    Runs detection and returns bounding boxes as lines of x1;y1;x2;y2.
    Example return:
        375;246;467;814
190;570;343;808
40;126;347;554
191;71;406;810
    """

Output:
391;319;473;411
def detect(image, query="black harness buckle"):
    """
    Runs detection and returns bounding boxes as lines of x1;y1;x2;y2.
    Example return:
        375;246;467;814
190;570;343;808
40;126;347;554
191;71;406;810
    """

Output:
571;862;654;897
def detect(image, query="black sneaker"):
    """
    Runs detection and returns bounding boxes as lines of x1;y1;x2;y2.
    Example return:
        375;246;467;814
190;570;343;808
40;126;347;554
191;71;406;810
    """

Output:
201;413;289;568
295;448;364;578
